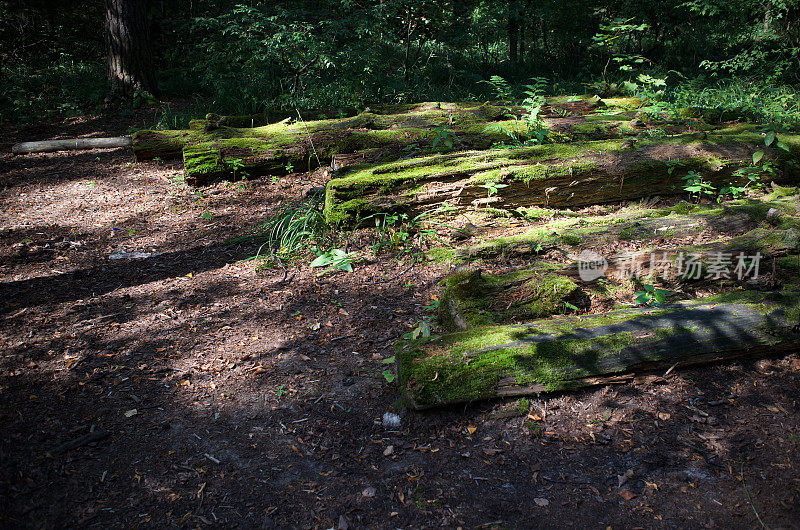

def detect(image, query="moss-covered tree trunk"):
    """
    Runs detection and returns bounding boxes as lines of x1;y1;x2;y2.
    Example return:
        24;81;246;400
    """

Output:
324;132;800;225
398;291;800;409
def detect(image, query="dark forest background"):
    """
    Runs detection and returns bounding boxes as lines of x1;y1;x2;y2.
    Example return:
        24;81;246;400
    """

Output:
1;0;799;126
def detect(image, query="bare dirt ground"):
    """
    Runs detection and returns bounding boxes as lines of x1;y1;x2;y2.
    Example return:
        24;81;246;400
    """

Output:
0;112;799;529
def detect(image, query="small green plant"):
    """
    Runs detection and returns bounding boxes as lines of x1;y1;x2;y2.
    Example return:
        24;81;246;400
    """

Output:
201;210;213;221
634;284;669;306
229;195;327;265
424;299;440;313
310;248;354;273
484;76;550;148
381;356;396;383
478;181;508;199
591;18;650;95
431;124;457;151
228;158;250;180
718;183;748;201
285;161;295;173
126;227;138;236
524;420;544;437
480;74;515;102
517;397;531;416
276;385;286;398
364;206;454;256
752;127;791;165
682;170;716;201
402;318;432;340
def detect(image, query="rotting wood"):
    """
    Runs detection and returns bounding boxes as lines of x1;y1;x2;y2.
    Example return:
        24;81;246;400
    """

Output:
398;290;800;409
324;133;800;225
12;137;132;155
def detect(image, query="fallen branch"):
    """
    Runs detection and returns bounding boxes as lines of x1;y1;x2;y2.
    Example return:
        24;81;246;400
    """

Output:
12;137;132;155
48;429;110;456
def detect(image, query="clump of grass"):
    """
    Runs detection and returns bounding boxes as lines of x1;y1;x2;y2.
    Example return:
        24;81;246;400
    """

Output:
229;192;327;261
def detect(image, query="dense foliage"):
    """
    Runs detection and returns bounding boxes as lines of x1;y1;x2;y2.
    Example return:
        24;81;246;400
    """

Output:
1;0;799;124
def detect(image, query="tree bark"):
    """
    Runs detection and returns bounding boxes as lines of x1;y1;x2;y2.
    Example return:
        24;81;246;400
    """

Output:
104;0;157;97
508;2;519;64
12;137;132;154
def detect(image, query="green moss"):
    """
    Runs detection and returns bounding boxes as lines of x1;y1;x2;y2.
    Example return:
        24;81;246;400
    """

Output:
183;144;226;180
426;247;457;263
764;185;799;201
600;97;643;109
438;268;582;331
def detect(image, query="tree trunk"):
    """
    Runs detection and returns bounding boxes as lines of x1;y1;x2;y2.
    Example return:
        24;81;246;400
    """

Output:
104;0;157;97
399;291;800;409
508;0;518;63
324;134;797;225
12;137;132;155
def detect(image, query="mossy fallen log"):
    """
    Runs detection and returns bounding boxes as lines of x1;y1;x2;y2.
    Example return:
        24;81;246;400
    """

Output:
133;102;510;161
454;193;800;262
398;290;800;409
324;129;800;225
439;267;587;331
132;96;697;184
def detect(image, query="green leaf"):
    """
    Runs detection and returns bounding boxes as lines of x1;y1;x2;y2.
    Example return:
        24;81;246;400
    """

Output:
310;254;333;268
634;291;651;305
764;131;776;146
380;356;395;364
752;150;764;164
776;141;790;152
382;370;396;383
653;289;669;304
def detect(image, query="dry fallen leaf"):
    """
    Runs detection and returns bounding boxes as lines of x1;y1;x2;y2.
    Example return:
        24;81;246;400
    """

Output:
124;409;138;418
466;426;477;435
619;490;637;501
534;498;549;507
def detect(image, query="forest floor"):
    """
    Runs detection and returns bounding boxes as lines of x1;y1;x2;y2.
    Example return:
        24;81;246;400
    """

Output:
0;110;799;529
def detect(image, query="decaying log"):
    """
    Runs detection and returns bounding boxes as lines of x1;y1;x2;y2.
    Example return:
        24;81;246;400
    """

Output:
324;132;800;225
12;137;132;155
398;290;800;409
132;96;709;185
